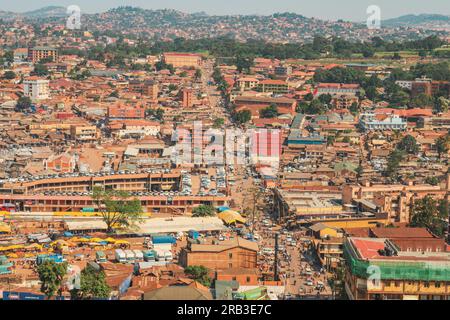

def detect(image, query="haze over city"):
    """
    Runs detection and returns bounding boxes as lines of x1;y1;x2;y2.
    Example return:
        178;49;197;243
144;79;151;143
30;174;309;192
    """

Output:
0;0;449;21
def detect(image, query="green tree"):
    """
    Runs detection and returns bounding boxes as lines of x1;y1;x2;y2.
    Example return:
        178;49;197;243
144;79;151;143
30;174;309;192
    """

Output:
15;96;32;112
76;265;111;299
235;55;253;73
397;135;419;154
109;90;119;98
194;69;202;80
362;47;375;58
410;93;434;108
355;165;364;182
318;94;332;105
419;50;428;59
3;71;16;79
184;265;211;287
213;118;225;128
235;110;252;124
436;135;450;159
304;93;314;101
34;64;49;76
410;196;448;238
435;97;450;113
147;108;164;121
3;51;13;64
385;149;405;181
155;61;174;74
327;135;336;146
308;99;327;114
192;205;216;217
37;260;68;299
260;104;278;118
349;102;359;115
92;187;144;233
365;86;378;101
389;90;410;107
425;176;439;186
392;52;402;60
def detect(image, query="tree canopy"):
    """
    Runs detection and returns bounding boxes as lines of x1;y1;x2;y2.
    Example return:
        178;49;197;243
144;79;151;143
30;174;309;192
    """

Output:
92;187;144;233
73;264;111;299
192;205;216;217
37;260;68;299
184;265;212;287
397;135;419;154
410;196;448;238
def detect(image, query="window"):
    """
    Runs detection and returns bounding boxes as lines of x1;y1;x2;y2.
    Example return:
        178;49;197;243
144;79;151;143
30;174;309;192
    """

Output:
424;282;430;288
435;282;441;288
229;253;233;259
246;277;251;283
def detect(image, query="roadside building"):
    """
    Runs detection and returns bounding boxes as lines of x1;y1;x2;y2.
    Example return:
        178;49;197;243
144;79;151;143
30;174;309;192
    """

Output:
179;237;258;270
162;52;202;68
344;237;450;300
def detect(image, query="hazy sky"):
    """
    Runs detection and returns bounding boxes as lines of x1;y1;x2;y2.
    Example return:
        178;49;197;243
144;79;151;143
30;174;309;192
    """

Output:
1;0;449;21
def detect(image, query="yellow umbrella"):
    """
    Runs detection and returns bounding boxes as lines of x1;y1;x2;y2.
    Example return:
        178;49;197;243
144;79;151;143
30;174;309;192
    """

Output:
218;210;246;224
8;245;24;250
90;238;105;243
55;239;69;245
65;241;76;247
26;243;42;250
0;222;11;233
104;237;116;243
7;253;18;258
115;240;129;244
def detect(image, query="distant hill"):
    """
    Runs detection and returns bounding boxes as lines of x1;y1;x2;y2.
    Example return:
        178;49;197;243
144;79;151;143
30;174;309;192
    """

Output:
0;6;67;20
23;6;67;18
384;14;450;26
0;6;446;43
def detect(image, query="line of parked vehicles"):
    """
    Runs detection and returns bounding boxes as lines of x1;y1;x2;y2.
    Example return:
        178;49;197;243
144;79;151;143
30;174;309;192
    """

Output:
113;248;173;264
3;169;173;183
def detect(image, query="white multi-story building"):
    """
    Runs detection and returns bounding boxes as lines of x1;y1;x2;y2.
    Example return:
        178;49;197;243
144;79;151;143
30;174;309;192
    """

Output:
395;80;413;90
359;112;407;131
23;77;50;101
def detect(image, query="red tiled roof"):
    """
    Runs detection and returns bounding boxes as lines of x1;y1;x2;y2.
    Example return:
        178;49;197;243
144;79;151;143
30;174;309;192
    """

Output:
371;227;434;239
352;238;385;259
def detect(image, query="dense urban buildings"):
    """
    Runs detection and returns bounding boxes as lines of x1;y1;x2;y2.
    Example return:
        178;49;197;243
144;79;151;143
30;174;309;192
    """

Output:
0;3;449;304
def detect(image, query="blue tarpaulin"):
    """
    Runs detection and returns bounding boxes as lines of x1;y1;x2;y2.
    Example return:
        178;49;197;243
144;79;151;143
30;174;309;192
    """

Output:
217;206;230;212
